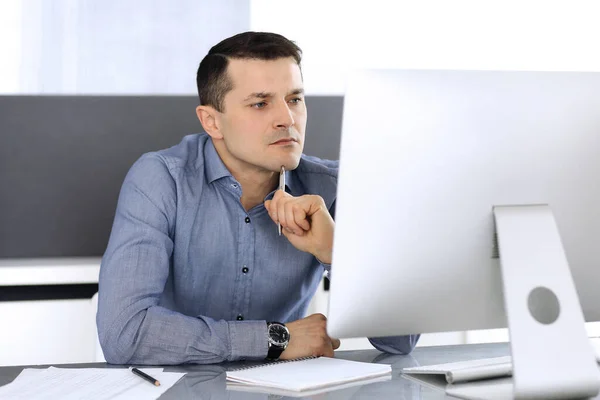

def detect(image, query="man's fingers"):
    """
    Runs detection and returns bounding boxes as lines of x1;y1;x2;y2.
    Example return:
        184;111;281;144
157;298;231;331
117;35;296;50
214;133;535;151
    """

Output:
272;189;293;228
277;197;287;228
292;205;310;231
284;203;306;235
267;193;328;238
283;202;298;233
323;341;335;358
264;200;276;222
275;192;308;235
331;338;341;350
265;199;279;222
311;313;327;321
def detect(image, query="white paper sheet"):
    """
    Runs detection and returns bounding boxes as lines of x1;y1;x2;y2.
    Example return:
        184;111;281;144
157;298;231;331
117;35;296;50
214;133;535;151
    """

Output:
0;367;186;400
227;374;392;397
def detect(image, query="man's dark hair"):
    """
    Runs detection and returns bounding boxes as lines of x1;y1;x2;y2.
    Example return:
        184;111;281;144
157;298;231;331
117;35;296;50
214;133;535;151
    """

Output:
196;31;302;112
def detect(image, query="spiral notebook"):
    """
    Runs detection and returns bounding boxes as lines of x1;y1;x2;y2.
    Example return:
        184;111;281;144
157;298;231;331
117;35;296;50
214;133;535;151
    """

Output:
226;356;392;392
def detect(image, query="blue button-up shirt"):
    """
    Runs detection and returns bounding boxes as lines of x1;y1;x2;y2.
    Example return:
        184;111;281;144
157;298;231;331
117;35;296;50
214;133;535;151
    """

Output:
97;133;419;365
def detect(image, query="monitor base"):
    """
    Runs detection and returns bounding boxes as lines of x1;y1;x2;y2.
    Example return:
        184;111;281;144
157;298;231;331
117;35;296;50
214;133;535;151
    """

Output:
494;204;600;399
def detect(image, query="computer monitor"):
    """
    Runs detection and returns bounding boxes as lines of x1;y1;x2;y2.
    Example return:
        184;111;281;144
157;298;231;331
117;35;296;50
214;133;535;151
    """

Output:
327;69;600;398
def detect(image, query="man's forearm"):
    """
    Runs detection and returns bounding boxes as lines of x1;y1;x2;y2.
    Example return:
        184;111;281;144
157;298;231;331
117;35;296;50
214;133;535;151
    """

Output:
98;300;268;365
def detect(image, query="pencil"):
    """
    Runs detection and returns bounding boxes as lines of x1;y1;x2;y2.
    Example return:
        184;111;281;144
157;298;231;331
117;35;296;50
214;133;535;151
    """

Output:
130;367;161;386
278;166;285;235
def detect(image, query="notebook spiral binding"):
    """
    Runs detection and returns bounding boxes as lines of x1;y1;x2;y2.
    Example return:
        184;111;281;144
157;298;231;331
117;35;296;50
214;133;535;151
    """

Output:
230;356;318;372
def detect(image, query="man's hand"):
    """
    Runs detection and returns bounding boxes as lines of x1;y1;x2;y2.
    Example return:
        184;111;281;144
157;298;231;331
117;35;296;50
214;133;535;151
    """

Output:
280;314;341;359
264;191;335;264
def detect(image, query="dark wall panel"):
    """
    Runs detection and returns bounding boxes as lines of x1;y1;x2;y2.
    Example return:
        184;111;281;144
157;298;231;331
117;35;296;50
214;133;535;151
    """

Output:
0;95;343;258
304;96;343;160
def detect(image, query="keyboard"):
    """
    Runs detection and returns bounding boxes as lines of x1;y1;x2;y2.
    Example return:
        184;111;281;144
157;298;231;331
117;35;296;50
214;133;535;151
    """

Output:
403;337;600;384
402;356;512;384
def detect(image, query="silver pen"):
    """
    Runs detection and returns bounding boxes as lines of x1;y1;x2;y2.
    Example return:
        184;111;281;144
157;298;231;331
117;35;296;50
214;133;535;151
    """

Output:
278;166;285;235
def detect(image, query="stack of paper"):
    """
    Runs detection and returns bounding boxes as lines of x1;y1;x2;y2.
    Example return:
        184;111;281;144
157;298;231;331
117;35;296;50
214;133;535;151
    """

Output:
227;374;392;397
226;356;392;394
0;367;186;400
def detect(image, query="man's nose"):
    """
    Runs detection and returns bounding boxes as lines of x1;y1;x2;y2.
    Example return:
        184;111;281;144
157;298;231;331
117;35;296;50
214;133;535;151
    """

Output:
274;101;295;130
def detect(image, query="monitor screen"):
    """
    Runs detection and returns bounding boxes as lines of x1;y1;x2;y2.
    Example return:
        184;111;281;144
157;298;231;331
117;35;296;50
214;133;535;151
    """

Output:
327;69;600;339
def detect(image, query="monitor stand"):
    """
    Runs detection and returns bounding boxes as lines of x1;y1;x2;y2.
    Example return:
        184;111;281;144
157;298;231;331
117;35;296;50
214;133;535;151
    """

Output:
494;205;600;399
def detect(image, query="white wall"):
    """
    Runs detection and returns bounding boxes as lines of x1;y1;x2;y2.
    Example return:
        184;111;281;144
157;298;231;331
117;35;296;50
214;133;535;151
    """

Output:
0;0;22;93
3;0;249;94
0;299;96;366
251;0;600;95
0;259;101;366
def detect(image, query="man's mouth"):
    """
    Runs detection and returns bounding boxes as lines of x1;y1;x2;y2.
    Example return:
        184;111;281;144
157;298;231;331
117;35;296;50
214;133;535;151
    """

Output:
271;138;297;145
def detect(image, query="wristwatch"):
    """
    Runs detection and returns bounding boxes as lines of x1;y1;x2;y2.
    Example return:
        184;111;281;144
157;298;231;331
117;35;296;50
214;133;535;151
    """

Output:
266;322;290;360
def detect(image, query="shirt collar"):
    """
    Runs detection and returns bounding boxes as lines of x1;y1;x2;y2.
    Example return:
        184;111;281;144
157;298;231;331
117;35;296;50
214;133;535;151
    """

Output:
204;138;232;184
263;168;303;202
283;169;301;197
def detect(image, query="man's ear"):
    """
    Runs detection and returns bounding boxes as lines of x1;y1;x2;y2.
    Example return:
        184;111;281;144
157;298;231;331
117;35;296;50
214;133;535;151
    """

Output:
196;105;223;140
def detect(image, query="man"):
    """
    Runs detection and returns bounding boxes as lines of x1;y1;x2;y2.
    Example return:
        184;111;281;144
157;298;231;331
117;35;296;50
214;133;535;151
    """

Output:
97;31;419;365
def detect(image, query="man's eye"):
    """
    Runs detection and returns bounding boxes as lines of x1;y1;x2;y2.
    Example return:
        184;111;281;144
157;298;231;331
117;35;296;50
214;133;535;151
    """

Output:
289;98;303;104
252;102;267;109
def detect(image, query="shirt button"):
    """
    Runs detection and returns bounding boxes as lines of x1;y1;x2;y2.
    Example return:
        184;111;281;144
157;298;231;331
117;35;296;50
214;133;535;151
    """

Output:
245;216;251;223
236;315;244;321
242;266;249;274
231;184;238;188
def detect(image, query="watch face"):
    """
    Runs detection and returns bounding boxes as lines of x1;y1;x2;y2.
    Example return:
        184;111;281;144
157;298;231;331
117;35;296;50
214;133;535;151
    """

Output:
268;324;290;346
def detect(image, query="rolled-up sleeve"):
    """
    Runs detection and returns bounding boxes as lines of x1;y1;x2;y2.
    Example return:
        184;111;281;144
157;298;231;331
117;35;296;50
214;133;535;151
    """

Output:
97;154;267;365
368;335;420;355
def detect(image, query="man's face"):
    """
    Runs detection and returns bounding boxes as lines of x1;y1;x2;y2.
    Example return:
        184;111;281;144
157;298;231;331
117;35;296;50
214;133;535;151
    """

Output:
215;57;306;173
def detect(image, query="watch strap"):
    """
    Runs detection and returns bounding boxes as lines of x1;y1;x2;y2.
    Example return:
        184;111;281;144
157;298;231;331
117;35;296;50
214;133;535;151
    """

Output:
267;344;285;360
266;322;289;360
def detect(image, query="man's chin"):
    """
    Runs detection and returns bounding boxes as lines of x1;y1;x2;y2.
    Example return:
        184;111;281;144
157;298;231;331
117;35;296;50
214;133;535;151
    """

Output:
267;154;301;172
280;157;301;171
